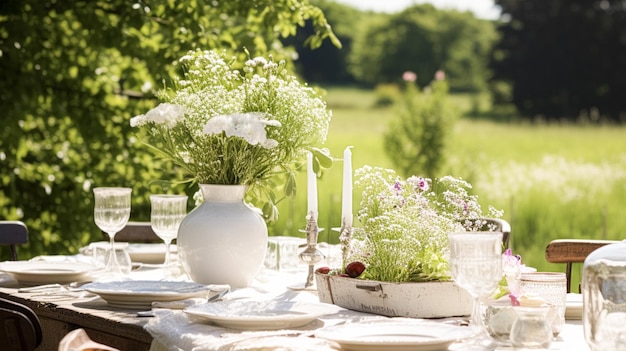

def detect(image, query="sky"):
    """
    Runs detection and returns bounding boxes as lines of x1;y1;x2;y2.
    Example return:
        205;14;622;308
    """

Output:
333;0;501;20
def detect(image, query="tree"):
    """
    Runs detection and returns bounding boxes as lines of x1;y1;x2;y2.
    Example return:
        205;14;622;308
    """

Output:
348;4;497;91
284;0;360;84
0;0;336;259
384;72;456;178
492;0;626;122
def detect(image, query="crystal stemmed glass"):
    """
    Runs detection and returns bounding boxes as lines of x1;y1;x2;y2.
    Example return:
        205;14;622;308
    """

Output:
150;195;187;277
448;231;503;351
93;187;132;279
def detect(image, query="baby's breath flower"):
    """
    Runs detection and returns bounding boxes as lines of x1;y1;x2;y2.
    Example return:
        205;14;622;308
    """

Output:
131;49;332;222
130;103;185;128
349;166;503;282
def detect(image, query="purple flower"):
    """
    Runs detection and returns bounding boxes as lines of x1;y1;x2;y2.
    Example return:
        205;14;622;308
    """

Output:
509;293;520;306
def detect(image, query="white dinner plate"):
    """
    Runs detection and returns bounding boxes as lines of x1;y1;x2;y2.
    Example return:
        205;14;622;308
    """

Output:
184;300;333;330
126;243;177;264
82;280;214;310
565;293;583;320
314;319;474;351
0;261;98;286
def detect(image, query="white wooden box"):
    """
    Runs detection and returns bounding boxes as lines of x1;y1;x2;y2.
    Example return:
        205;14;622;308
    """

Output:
315;272;472;318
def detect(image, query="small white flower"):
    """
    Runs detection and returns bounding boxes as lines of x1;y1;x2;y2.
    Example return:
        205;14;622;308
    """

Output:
130;103;185;128
203;112;281;149
263;61;278;70
130;114;148;127
253;56;267;66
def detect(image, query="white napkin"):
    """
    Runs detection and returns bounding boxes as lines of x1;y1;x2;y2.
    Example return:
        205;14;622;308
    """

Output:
58;328;120;351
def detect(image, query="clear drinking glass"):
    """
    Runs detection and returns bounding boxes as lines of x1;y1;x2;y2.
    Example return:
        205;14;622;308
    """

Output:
449;231;503;351
509;306;553;350
264;236;304;272
520;272;567;337
150;195;187;276
89;241;133;274
93;187;132;280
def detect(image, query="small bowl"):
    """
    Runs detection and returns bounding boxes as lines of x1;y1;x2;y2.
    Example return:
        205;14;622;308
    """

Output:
482;298;516;343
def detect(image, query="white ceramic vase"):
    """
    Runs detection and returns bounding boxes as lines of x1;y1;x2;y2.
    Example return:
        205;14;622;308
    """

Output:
177;184;268;288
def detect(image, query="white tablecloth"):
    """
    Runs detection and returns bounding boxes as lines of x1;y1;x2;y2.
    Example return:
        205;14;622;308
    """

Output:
143;268;589;351
16;254;589;350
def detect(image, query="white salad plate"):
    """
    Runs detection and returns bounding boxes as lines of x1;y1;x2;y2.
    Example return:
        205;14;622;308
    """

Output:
0;261;97;286
126;243;177;264
314;319;474;351
184;300;333;330
565;293;583;320
82;280;213;310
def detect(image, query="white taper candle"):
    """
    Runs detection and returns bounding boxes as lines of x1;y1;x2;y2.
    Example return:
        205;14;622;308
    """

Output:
342;146;353;227
307;151;318;221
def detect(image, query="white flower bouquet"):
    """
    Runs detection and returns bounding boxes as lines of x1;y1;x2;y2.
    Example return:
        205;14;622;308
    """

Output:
131;50;332;221
346;166;504;282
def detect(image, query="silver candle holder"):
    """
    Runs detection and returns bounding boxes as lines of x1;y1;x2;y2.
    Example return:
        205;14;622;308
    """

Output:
296;212;325;289
338;217;353;273
331;216;353;273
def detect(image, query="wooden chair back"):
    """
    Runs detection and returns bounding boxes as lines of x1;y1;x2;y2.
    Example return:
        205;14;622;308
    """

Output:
0;221;28;261
545;239;618;292
0;298;42;351
107;221;161;243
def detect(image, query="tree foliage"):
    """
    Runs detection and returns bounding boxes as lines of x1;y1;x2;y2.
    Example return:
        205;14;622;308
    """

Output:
384;75;457;178
284;0;361;84
492;0;626;122
0;0;336;260
348;4;497;91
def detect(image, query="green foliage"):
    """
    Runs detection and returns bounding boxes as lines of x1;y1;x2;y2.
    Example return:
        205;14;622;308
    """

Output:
0;0;336;260
373;84;401;108
286;0;365;84
347;4;497;92
384;76;457;178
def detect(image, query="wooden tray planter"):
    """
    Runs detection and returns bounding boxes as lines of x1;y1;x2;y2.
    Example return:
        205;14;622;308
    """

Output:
315;272;472;318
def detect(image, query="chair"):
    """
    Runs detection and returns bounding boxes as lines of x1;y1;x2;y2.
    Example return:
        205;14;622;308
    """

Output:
106;221;161;243
545;239;618;293
0;298;42;351
0;221;28;261
481;218;511;249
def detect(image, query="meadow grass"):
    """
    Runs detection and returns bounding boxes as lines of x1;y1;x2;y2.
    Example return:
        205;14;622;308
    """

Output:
269;86;626;288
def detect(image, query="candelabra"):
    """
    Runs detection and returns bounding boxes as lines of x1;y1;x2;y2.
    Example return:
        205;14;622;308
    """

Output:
293;212;325;289
337;216;353;273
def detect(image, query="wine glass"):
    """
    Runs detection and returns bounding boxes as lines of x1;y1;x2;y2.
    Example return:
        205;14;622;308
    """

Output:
150;194;187;278
448;231;503;351
93;187;132;280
